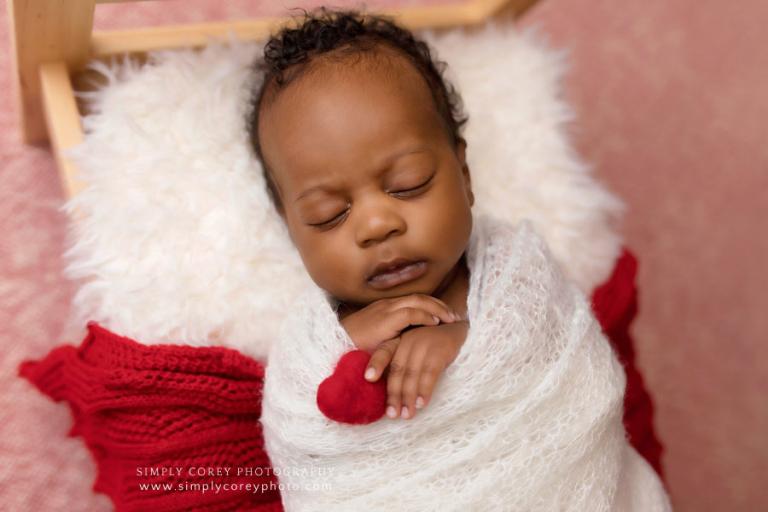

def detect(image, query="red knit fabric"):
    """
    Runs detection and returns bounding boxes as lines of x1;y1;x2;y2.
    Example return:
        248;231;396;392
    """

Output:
18;322;283;512
591;248;666;481
18;247;663;510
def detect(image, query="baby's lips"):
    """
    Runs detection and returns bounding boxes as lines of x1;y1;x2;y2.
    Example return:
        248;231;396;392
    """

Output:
316;350;388;425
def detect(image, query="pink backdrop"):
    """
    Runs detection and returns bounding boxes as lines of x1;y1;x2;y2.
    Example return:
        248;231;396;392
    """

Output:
1;1;766;510
519;2;768;510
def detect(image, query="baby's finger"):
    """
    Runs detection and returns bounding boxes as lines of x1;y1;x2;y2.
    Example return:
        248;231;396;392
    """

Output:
390;295;458;324
413;295;459;322
385;339;413;419
400;343;429;420
415;358;446;412
364;337;399;382
389;307;442;333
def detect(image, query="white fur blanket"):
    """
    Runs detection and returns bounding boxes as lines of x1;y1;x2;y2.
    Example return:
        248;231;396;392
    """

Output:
261;213;670;511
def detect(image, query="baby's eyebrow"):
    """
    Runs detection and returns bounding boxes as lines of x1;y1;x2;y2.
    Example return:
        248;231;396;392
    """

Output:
293;145;431;203
379;144;430;172
295;183;338;202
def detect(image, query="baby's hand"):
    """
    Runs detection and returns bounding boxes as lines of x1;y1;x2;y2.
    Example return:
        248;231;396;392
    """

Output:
366;320;469;420
339;294;460;353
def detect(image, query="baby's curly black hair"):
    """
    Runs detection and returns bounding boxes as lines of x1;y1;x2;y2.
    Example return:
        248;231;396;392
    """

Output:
246;7;469;213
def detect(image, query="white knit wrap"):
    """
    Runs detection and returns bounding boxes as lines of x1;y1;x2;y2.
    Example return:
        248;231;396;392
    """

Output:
261;214;671;511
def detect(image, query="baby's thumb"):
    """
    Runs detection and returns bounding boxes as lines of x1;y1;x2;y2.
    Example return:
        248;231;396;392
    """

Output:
365;337;399;382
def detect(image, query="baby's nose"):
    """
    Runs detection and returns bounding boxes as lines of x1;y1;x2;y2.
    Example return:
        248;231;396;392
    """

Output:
354;208;407;248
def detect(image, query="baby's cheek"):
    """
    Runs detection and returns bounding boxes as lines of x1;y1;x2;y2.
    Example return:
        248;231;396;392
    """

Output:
426;202;470;250
306;251;367;301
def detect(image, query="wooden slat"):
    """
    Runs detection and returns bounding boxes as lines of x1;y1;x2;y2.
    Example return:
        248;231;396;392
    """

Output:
8;0;96;144
89;0;526;57
39;62;87;200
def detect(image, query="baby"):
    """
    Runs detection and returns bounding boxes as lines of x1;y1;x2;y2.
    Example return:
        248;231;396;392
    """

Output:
249;8;474;421
248;8;671;511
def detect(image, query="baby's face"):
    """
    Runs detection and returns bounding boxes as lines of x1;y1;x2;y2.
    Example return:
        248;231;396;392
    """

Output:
258;48;473;307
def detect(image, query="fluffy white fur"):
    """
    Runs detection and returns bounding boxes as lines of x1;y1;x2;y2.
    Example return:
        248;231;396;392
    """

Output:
62;22;623;359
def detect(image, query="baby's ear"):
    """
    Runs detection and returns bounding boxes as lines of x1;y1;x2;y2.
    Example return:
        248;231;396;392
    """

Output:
275;201;287;219
456;139;474;207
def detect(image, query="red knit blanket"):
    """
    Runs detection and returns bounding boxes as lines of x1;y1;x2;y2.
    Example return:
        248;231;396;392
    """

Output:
592;248;664;479
18;323;284;512
18;247;662;511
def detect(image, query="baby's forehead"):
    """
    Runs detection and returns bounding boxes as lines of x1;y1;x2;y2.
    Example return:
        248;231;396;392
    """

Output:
265;60;439;146
258;43;449;195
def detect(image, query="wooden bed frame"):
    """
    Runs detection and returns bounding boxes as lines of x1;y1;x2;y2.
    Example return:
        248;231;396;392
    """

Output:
8;0;538;200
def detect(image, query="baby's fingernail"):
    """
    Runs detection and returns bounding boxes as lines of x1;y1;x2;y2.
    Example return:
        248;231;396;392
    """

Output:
401;406;410;419
432;315;440;324
450;313;458;321
415;396;424;409
386;406;397;418
365;367;376;381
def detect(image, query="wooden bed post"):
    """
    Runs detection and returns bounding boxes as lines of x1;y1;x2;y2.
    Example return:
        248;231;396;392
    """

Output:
7;0;96;144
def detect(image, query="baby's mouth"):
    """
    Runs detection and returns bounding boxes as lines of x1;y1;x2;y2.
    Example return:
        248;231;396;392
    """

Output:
367;260;428;290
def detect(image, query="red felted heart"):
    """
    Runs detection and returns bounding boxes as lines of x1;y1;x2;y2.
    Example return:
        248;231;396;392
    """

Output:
316;350;387;424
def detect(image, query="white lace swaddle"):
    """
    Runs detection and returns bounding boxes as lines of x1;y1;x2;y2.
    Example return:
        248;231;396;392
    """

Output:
261;213;671;511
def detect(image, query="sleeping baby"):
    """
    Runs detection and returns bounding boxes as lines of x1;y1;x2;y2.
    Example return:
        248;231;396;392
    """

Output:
247;8;671;511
